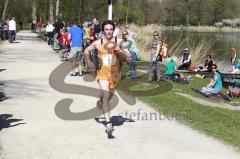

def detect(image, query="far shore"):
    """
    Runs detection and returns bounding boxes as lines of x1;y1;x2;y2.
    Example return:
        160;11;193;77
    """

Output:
160;25;240;32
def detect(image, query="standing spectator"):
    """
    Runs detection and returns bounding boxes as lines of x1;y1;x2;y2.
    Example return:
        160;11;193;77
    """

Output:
67;21;85;76
0;23;4;40
148;31;162;82
8;17;16;43
231;47;237;71
58;28;71;62
83;21;91;48
46;21;54;45
177;48;192;70
18;20;23;30
92;17;101;34
121;30;141;80
31;20;36;33
3;20;9;40
53;18;64;50
125;25;137;39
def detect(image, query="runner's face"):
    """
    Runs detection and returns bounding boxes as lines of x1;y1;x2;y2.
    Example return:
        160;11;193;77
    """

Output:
104;24;114;39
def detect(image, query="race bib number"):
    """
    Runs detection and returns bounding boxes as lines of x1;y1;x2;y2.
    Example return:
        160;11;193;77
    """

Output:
102;54;117;66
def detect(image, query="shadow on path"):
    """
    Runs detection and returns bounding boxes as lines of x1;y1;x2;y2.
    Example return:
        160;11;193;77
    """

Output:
0;114;26;131
95;115;135;139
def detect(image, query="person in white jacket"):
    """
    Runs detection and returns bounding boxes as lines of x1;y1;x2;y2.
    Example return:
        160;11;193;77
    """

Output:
8;17;16;43
46;21;54;45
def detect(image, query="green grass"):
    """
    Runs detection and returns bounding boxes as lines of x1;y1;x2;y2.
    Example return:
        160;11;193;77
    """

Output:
130;83;159;91
118;71;240;149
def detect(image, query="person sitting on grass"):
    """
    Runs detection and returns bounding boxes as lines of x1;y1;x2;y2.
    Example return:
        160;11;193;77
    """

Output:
200;64;222;94
177;48;191;70
165;56;177;79
194;55;213;72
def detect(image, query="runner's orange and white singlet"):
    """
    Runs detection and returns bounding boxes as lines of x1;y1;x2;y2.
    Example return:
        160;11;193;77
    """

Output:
96;38;121;89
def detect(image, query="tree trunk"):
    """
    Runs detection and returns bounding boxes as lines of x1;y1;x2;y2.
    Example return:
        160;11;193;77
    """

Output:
56;0;60;17
108;0;112;20
49;0;54;22
31;0;37;21
2;0;9;21
79;0;82;19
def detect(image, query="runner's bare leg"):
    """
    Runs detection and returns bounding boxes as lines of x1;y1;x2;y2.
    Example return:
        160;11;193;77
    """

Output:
98;80;111;122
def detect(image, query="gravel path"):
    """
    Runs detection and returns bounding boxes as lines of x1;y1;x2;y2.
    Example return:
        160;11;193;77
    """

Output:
0;31;239;159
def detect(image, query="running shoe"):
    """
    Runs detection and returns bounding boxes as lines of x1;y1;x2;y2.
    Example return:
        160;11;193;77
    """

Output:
106;122;114;135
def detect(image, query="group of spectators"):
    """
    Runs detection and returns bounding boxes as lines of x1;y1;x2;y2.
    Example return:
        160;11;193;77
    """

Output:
43;17;141;79
0;17;19;43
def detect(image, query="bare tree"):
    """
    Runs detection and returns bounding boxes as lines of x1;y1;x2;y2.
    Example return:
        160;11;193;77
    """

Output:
2;0;9;21
49;0;54;22
108;0;112;20
79;0;83;19
56;0;59;17
31;0;37;21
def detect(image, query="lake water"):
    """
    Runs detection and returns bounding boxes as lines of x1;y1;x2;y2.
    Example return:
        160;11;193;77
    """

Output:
162;30;240;62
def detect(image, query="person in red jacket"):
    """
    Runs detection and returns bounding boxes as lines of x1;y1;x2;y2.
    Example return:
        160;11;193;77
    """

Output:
59;27;71;62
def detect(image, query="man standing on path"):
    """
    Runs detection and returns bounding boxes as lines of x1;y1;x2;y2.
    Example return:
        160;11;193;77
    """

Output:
46;21;54;45
53;18;64;50
8;17;16;43
18;20;23;30
68;21;85;76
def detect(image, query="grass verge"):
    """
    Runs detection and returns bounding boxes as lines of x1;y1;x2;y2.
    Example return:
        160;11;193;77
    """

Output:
118;71;240;150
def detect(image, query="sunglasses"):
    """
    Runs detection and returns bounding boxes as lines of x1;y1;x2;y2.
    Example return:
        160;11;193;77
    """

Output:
122;33;128;35
153;34;158;36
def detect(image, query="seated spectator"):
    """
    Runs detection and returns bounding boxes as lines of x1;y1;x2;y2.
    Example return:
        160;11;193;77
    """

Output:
165;56;177;78
194;55;213;72
37;22;43;28
177;48;191;70
200;64;222;94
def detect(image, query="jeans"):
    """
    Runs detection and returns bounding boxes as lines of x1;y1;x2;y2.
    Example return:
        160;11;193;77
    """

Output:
8;30;15;43
47;32;53;45
128;52;138;79
178;62;191;70
53;33;59;49
148;53;161;78
200;87;220;94
4;30;8;40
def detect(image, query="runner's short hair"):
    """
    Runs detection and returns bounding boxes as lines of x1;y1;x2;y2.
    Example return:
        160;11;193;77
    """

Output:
101;20;115;31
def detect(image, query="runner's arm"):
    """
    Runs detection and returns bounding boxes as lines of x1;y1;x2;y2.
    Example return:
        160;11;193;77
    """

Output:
84;42;97;69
